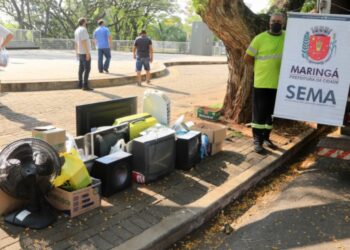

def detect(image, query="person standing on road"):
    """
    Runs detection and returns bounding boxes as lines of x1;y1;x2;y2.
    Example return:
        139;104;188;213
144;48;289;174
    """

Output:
75;17;93;91
133;30;153;86
93;19;112;73
244;13;286;154
0;25;14;49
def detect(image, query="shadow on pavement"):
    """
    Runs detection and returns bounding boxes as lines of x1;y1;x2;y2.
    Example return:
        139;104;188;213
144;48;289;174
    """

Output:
146;171;210;206
218;157;350;250
90;90;122;100
224;202;350;249
0;105;51;131
146;150;246;205
143;83;190;96
0;186;159;249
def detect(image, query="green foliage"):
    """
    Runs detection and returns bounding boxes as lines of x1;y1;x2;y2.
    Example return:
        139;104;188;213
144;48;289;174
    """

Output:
0;0;184;41
147;16;187;42
192;0;209;14
301;0;316;12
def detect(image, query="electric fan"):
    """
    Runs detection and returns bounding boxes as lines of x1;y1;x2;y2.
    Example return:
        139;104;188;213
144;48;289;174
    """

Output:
0;138;62;229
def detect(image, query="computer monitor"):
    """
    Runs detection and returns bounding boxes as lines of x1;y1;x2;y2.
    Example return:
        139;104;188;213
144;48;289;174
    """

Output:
76;97;137;136
84;124;129;157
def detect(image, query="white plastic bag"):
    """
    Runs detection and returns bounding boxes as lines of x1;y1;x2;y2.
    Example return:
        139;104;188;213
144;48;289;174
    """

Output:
110;139;126;154
0;49;9;67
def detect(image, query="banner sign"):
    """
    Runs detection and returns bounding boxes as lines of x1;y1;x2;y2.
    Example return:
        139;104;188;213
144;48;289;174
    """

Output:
274;13;350;126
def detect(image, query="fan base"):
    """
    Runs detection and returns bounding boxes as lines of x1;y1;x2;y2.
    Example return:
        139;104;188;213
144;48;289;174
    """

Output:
5;208;56;230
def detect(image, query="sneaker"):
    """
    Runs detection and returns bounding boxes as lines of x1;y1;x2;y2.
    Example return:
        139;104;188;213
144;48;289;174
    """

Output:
99;71;103;73
82;86;94;91
264;139;277;150
137;82;142;86
254;144;265;154
104;69;109;73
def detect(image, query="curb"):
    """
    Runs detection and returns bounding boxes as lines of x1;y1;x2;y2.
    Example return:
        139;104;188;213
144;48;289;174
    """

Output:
0;60;227;92
115;127;323;250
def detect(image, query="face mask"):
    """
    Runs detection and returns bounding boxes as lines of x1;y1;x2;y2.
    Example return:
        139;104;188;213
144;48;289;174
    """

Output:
271;23;282;34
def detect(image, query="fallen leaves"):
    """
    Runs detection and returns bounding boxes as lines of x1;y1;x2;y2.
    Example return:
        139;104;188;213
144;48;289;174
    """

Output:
171;149;319;250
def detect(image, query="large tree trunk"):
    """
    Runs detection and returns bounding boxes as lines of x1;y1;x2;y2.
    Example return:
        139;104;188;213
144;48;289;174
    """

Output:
198;0;268;123
197;0;305;124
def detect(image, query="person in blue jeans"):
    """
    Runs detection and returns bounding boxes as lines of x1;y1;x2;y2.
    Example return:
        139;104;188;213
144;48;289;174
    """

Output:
133;30;153;86
93;19;112;73
74;18;93;91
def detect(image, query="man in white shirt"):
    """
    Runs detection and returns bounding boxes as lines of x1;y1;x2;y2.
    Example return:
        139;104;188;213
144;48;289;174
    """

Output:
0;25;13;49
74;18;93;91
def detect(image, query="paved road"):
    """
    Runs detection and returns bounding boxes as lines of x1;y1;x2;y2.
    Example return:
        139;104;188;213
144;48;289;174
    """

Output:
1;50;225;82
174;144;350;250
7;50;203;61
0;64;228;148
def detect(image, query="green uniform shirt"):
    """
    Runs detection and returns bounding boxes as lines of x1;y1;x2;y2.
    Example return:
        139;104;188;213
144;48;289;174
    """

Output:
246;31;285;89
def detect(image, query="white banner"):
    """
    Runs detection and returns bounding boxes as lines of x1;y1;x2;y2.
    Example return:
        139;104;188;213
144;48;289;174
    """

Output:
274;13;350;126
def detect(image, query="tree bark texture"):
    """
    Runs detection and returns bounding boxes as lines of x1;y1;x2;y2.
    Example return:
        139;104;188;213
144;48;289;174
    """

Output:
198;0;306;123
199;0;269;123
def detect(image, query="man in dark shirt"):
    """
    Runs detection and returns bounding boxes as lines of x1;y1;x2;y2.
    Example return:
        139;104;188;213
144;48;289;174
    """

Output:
133;30;153;86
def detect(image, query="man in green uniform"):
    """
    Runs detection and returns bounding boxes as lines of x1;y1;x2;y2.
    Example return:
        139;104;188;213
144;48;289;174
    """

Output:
244;13;286;154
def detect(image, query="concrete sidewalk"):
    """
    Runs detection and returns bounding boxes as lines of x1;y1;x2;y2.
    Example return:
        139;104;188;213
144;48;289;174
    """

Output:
0;50;227;92
0;128;318;250
180;143;350;250
0;62;317;250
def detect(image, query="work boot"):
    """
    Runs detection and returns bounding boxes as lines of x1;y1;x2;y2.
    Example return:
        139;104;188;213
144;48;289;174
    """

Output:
263;129;277;150
252;128;265;154
254;144;265;154
264;139;277;150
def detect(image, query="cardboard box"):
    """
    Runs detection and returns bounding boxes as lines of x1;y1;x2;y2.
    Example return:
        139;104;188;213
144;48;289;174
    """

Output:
210;142;223;156
0;189;25;216
191;122;227;144
196;106;221;121
46;178;101;218
32;126;66;153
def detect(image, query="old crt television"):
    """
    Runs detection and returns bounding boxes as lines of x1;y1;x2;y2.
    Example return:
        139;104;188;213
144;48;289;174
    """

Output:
131;128;176;184
76;97;137;136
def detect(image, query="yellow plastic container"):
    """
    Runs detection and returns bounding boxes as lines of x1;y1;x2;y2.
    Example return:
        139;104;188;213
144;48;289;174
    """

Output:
113;113;158;140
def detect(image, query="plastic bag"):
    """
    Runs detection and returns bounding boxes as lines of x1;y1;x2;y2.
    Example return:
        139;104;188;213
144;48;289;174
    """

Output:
0;49;9;67
200;134;209;159
172;115;185;132
65;133;78;153
53;149;92;191
109;139;126;154
65;133;87;161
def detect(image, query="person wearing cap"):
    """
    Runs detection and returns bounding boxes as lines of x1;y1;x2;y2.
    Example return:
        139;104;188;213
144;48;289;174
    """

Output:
244;13;286;154
74;17;93;91
93;19;112;73
0;24;14;49
133;30;153;86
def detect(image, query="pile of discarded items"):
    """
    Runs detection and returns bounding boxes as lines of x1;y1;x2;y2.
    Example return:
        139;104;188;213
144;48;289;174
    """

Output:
0;90;227;229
